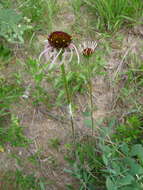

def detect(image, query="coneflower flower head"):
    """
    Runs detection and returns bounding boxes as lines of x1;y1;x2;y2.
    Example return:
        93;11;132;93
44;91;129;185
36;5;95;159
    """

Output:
39;31;79;69
79;41;97;57
48;31;72;49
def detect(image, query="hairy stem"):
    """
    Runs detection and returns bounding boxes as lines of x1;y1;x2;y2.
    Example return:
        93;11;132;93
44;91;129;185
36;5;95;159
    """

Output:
60;62;75;140
87;58;94;135
89;75;94;136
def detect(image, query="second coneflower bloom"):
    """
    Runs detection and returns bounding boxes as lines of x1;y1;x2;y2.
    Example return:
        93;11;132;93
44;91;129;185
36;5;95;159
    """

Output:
39;31;80;69
79;40;97;136
79;41;97;57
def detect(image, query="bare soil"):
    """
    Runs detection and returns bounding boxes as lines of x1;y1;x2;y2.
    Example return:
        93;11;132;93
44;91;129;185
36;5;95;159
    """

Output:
0;1;143;189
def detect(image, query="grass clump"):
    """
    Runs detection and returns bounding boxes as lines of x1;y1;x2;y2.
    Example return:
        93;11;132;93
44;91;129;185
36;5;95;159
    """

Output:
0;7;32;43
0;114;31;147
0;80;23;117
18;0;59;31
83;0;143;32
113;115;143;144
0;80;30;147
1;169;46;190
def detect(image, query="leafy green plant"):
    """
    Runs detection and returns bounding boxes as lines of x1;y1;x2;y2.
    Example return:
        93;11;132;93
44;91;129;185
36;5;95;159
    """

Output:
100;142;143;190
70;0;83;16
113;115;143;144
0;80;30;147
0;0;14;8
49;138;61;150
66;138;143;190
65;115;143;190
125;53;143;86
53;51;105;106
25;58;46;85
83;0;143;32
0;43;12;62
0;80;23;117
116;52;143;115
0;114;31;147
1;169;46;190
23;58;50;106
54;70;86;105
18;0;58;31
0;8;32;43
65;140;105;190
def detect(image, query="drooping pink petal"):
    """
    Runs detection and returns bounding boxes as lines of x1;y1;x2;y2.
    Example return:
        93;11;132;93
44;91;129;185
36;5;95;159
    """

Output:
70;43;80;64
48;48;62;70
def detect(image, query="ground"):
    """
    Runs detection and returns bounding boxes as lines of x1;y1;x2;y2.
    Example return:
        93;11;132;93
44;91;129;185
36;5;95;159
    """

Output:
0;1;143;190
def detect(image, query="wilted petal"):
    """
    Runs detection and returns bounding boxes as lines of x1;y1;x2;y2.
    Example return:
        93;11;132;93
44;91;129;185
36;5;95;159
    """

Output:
70;43;80;64
48;48;62;70
79;40;97;57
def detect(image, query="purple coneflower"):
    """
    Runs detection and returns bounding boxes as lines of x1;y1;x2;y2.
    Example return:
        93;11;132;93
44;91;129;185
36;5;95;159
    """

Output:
39;31;80;69
79;41;97;57
79;40;97;136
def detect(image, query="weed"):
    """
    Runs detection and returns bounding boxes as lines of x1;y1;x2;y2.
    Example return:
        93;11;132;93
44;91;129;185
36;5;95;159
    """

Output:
126;53;143;86
113;115;143;144
65;140;105;190
0;8;32;43
66;126;143;190
23;58;51;105
116;53;143;113
49;138;61;150
27;151;41;165
83;0;143;32
100;141;143;190
54;70;86;105
0;80;30;147
0;80;23;118
1;169;46;190
18;0;59;31
70;0;83;16
0;114;31;147
0;44;12;63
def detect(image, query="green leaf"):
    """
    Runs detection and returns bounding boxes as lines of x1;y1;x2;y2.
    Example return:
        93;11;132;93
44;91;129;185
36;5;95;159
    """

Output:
112;161;121;175
117;175;134;187
106;177;117;190
0;9;22;23
102;155;108;165
35;73;44;83
82;111;91;117
124;157;143;175
130;144;143;162
84;119;92;128
131;163;143;175
120;143;129;155
0;8;32;43
39;181;46;190
64;168;73;174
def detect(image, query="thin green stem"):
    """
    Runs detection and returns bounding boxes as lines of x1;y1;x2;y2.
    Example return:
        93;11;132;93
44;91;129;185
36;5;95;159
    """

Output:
89;76;94;136
60;63;75;140
86;58;94;136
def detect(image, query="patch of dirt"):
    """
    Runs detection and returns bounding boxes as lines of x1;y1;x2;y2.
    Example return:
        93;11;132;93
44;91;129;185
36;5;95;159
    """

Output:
1;0;143;189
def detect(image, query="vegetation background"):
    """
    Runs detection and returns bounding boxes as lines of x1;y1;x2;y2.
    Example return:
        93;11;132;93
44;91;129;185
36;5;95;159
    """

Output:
0;0;143;189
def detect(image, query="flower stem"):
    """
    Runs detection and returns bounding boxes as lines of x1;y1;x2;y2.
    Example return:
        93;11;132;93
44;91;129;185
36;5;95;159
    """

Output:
89;76;94;136
87;58;94;136
60;63;75;140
